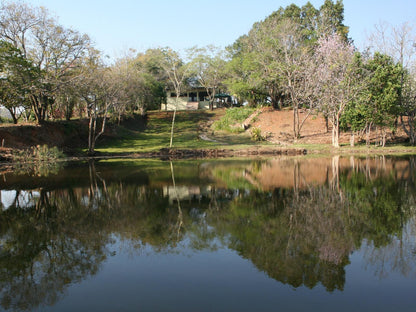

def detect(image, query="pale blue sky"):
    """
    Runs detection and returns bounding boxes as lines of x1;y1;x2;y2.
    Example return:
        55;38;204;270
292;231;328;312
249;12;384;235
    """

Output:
29;0;416;59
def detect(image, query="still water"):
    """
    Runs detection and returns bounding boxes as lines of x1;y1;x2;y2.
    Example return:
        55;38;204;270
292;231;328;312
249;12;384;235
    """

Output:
0;156;415;311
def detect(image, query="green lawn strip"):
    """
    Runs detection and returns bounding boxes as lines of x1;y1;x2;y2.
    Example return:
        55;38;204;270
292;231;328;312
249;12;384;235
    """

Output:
96;111;224;154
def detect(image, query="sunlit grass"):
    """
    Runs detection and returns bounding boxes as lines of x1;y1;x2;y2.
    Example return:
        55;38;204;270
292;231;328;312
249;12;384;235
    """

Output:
97;111;222;153
212;107;256;133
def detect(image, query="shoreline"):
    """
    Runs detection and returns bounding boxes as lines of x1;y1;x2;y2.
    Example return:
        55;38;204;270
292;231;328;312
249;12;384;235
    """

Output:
2;145;416;167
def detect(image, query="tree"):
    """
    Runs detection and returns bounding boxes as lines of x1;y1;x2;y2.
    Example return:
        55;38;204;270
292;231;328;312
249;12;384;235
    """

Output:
313;33;362;147
401;70;416;144
271;18;316;140
153;47;190;148
365;53;402;146
0;1;91;124
0;40;37;123
318;0;349;41
225;36;270;107
226;15;316;139
225;1;349;140
188;45;227;110
342;53;402;146
131;49;168;112
368;21;416;70
53;77;79;120
367;21;416;144
73;49;118;155
111;53;144;122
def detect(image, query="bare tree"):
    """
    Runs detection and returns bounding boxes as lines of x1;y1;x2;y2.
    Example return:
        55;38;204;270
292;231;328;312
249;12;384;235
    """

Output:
251;18;316;140
368;21;416;69
74;49;120;155
274;19;316;140
155;47;190;148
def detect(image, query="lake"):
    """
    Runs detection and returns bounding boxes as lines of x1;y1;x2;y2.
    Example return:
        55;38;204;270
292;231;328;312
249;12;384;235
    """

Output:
0;156;415;311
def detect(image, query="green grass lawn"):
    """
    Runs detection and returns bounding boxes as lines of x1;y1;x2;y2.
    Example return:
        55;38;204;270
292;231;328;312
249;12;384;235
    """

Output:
96;110;260;154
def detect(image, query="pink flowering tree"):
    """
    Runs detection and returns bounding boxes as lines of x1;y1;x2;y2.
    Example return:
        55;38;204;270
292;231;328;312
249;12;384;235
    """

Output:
313;34;363;147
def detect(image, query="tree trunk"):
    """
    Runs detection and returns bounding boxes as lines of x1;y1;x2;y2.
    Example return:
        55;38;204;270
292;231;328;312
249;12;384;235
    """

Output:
325;115;329;133
293;106;300;140
30;93;49;124
382;128;386;147
298;109;312;138
88;111;96;155
209;88;216;111
5;107;18;124
331;114;340;148
170;97;179;148
366;124;371;146
401;115;416;145
350;132;355;147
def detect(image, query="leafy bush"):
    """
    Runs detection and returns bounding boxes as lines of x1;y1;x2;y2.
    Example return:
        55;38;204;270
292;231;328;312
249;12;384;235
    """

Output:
251;127;265;141
0;116;13;124
212;107;256;133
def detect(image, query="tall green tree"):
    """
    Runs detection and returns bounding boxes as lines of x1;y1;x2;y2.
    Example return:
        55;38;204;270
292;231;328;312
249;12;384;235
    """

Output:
343;53;402;146
318;0;349;41
364;53;402;146
0;40;38;123
133;49;168;111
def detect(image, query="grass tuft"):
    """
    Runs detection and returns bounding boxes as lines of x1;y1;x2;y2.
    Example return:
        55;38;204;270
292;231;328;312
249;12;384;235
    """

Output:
212;107;256;133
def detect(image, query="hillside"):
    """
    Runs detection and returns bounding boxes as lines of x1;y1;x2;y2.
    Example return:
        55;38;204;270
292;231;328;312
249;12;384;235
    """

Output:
0;120;87;151
205;107;408;147
0;108;412;162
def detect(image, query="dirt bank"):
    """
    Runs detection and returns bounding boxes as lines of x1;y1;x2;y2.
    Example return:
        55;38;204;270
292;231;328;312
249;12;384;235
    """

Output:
250;107;408;145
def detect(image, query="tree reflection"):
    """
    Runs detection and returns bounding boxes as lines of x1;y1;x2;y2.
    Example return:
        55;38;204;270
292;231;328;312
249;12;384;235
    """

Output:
0;156;415;310
170;161;184;244
202;156;416;291
0;188;109;311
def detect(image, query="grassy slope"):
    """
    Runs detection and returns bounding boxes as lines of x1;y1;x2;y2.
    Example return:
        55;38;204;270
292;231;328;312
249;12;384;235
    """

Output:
96;110;263;154
96;109;416;156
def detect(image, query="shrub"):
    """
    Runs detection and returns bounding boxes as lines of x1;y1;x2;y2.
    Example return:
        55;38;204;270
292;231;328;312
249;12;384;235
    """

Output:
251;127;265;141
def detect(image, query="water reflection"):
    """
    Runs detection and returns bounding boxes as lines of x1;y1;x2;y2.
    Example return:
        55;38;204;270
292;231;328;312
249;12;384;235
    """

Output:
0;156;415;311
